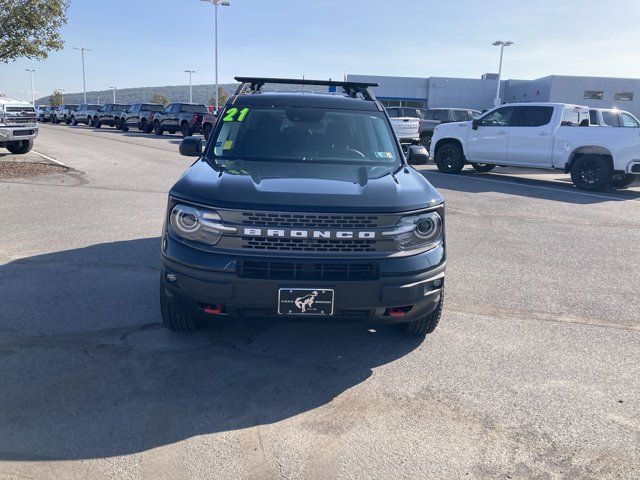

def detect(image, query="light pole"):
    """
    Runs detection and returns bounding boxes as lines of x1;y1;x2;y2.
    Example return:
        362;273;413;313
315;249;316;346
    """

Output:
25;69;36;106
200;0;231;112
109;86;117;103
185;70;196;103
73;47;92;103
492;40;513;107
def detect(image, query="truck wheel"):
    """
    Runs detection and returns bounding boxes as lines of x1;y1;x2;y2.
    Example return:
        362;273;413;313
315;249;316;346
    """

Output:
203;123;213;140
145;122;154;134
6;139;34;155
160;284;201;332
181;122;192;137
140;118;148;133
609;173;637;189
121;120;129;132
71;116;78;126
570;155;612;191
94;120;102;128
435;142;465;174
403;287;444;337
471;163;496;173
420;132;433;149
154;121;163;136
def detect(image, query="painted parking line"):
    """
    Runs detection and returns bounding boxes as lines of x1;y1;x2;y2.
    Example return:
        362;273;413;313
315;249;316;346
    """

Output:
422;170;640;202
32;150;67;167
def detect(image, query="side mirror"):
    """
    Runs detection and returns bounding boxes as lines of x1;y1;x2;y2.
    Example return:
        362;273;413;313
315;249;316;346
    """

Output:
406;145;429;165
179;136;203;157
472;118;480;130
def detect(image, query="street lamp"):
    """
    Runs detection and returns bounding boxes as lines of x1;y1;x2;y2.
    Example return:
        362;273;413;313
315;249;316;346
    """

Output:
109;86;117;103
25;69;36;106
492;40;513;107
73;47;92;103
184;70;196;103
200;0;231;112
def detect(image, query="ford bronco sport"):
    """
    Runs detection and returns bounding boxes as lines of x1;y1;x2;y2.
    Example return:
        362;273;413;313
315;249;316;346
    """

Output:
161;77;446;337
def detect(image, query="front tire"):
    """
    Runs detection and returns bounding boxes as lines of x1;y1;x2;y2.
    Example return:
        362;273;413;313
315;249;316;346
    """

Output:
94;120;102;128
435;142;465;174
6;139;34;155
471;163;496;173
609;173;637;189
154;121;164;136
71;116;78;126
139;118;148;133
160;284;201;332
570;155;612;191
181;122;192;138
403;287;444;337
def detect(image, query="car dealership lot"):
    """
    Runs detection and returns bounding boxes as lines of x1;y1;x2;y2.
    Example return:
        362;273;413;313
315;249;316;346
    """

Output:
1;124;639;479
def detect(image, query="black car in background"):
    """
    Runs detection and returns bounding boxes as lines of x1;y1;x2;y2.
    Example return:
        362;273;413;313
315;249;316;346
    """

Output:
121;103;164;133
152;103;208;137
94;103;130;129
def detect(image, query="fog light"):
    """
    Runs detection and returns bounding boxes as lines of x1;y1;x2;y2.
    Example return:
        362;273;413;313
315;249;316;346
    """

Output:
432;279;443;288
166;273;176;282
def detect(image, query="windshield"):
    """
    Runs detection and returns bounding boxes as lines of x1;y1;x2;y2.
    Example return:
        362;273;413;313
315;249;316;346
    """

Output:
207;106;401;168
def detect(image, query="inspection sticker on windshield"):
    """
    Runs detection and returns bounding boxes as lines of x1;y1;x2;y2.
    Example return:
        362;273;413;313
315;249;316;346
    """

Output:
223;140;233;150
375;152;393;159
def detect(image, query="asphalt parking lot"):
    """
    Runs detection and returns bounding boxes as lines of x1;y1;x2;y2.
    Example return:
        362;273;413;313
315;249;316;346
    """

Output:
1;123;639;479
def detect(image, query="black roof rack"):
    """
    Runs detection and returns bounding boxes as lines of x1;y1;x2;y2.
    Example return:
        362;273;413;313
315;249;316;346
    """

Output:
233;77;379;101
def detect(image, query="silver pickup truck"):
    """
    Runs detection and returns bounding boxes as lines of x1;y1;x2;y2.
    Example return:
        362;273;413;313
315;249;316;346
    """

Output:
0;97;38;154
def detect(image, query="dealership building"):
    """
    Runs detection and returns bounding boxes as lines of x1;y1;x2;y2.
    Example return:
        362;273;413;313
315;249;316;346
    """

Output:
347;73;640;117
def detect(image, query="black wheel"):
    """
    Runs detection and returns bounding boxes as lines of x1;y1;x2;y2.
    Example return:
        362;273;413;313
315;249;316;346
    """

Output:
154;121;163;136
570;155;612;191
94;120;102;128
160;283;201;332
435;142;465;174
203;123;213;140
471;163;496;173
139;118;148;133
63;114;68;124
71;116;78;126
420;132;433;150
403;287;444;337
121;119;129;132
181;122;192;138
144;122;154;134
6;139;33;155
609;173;637;189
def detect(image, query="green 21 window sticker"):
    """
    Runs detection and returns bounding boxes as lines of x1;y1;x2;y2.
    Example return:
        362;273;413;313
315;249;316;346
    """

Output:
223;107;250;122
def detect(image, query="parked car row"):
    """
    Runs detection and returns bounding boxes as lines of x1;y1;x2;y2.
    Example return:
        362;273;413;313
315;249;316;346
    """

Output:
37;102;211;137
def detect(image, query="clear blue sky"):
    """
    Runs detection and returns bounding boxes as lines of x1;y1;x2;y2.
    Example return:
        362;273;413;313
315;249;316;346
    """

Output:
1;0;639;102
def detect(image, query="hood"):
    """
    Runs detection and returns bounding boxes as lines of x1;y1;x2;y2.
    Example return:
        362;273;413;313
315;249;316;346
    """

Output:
170;159;443;213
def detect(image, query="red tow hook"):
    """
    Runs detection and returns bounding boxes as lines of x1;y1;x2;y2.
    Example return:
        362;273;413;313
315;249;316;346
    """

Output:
202;304;224;315
385;306;414;317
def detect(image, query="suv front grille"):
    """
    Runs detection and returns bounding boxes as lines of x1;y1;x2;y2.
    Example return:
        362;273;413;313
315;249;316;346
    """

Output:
6;117;36;124
241;212;379;229
242;237;376;253
239;261;378;281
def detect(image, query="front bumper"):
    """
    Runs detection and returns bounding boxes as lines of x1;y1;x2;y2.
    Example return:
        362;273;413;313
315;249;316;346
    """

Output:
161;236;446;324
0;126;38;142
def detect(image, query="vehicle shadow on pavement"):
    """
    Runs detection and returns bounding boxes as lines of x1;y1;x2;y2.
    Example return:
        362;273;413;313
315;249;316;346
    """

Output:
421;169;640;204
0;238;421;461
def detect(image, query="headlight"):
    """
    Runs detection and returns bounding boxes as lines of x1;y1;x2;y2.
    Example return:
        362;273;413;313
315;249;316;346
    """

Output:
169;203;235;246
388;211;443;251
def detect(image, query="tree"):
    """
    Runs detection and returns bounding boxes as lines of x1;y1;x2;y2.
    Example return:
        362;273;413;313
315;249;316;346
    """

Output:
0;0;69;63
208;86;229;110
151;93;169;107
49;89;63;106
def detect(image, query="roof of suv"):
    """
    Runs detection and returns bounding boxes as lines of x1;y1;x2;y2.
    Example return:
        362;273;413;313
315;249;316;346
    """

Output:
232;91;380;111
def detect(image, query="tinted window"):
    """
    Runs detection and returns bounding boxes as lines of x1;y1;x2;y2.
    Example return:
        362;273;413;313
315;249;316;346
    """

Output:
386;108;399;118
433;110;448;121
87;104;100;110
401;108;422;119
141;104;163;112
113;104;129;110
621;112;640;127
584;91;604;100
211;107;400;168
452;110;471;122
561;108;589;126
514;106;553;127
614;92;633;101
479;107;516;127
589;110;598;125
181;104;208;114
601;111;620;127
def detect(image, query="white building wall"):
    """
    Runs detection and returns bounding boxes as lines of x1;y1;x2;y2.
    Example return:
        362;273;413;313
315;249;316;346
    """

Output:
548;76;640;117
427;77;502;110
347;74;428;103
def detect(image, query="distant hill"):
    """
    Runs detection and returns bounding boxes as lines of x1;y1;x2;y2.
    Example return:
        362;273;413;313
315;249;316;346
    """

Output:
35;83;239;106
34;81;331;106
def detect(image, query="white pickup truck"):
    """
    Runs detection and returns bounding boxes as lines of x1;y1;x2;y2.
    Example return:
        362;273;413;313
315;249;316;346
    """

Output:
430;102;640;190
387;112;420;153
0;97;38;155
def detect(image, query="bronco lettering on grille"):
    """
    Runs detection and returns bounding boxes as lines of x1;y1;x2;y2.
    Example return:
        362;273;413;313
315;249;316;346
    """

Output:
242;227;378;240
